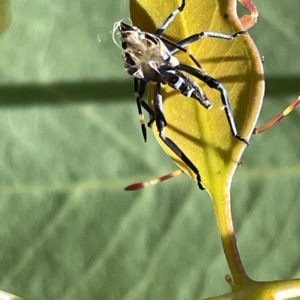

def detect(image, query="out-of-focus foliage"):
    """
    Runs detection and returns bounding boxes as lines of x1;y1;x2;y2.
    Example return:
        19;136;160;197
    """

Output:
0;0;299;299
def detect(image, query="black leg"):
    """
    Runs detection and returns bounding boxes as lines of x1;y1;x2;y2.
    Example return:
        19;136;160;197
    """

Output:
160;31;247;70
155;0;185;37
141;100;155;117
135;80;168;140
160;36;203;70
169;31;247;54
153;83;205;190
140;100;158;128
180;63;249;144
134;79;148;142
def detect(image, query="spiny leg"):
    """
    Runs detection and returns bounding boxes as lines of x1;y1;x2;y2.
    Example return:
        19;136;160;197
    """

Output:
180;63;249;144
153;83;204;190
160;36;204;70
253;96;300;134
134;78;148;142
162;31;247;71
155;0;185;37
168;30;247;55
238;0;258;30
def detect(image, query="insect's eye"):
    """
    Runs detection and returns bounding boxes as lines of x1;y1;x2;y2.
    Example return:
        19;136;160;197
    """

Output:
121;41;127;50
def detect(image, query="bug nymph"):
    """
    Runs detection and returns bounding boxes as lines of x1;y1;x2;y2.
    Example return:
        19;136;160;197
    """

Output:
114;0;249;190
116;21;212;109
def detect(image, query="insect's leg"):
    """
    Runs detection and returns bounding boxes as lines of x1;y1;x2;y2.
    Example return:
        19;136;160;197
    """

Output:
138;90;167;131
154;83;205;190
163;31;246;70
253;96;300;134
141;100;154;116
140;100;158;128
238;0;258;30
124;169;183;191
168;30;247;56
134;78;148;142
160;36;204;70
155;0;185;37
180;63;249;145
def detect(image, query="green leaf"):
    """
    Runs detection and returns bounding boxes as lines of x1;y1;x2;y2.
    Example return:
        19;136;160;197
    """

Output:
0;0;299;299
130;0;264;205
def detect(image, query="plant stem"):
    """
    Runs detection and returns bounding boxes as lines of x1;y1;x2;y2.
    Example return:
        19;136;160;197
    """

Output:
212;188;251;289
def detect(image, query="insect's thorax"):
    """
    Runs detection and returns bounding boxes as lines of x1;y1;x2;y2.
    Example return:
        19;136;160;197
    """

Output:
121;29;179;83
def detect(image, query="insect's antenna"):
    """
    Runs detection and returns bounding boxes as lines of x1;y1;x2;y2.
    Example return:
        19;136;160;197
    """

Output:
112;21;123;50
253;96;300;134
112;18;133;50
124;169;183;191
126;18;133;26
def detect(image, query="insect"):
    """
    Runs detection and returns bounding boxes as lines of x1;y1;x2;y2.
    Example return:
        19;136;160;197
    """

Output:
114;0;252;190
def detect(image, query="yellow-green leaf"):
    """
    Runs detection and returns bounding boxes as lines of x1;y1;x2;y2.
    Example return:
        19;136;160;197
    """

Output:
130;0;264;198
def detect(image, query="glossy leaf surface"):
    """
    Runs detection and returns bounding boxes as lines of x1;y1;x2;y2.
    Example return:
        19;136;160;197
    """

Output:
130;0;264;196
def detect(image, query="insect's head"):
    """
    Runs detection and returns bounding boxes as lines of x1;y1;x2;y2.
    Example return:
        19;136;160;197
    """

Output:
119;22;141;49
113;21;160;52
113;21;141;50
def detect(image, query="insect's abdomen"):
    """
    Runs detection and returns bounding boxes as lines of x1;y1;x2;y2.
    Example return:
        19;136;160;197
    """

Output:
166;69;212;109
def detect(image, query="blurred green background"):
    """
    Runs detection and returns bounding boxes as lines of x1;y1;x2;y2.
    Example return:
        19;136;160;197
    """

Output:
0;0;299;299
